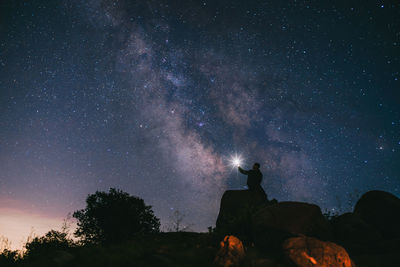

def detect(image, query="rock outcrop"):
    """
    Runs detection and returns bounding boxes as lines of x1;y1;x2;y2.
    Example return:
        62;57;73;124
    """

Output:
214;189;400;267
354;190;400;238
330;190;400;266
216;190;268;239
282;236;354;267
252;202;333;249
331;212;383;254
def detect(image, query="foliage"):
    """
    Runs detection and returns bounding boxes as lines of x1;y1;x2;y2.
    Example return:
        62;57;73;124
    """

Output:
73;188;160;244
72;232;215;267
24;230;73;258
0;249;20;266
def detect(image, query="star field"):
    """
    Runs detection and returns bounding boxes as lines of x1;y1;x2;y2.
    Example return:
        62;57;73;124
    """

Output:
0;0;399;245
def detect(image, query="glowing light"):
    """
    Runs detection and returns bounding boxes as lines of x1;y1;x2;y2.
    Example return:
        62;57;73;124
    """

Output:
229;154;244;168
302;251;317;264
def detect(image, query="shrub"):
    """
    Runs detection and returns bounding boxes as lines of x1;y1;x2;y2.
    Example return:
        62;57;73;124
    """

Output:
24;230;73;258
0;249;20;266
73;188;160;244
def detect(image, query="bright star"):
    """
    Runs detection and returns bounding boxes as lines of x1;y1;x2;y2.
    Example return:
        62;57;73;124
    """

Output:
229;154;244;168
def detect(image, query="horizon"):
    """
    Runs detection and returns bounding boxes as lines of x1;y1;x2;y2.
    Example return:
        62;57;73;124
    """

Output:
0;187;393;251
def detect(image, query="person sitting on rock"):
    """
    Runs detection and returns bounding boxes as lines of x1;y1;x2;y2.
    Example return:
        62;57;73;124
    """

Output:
238;163;267;198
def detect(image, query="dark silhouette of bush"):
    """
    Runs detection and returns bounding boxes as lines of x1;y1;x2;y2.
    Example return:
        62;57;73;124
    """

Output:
24;230;73;258
22;230;74;266
73;188;160;244
0;249;20;266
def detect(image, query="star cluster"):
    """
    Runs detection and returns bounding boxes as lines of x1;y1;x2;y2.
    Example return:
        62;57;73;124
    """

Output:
0;0;399;242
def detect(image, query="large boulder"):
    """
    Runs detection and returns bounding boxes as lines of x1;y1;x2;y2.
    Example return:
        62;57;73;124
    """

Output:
331;212;382;241
251;202;333;249
216;190;267;238
354;190;400;238
331;212;383;254
282;236;355;267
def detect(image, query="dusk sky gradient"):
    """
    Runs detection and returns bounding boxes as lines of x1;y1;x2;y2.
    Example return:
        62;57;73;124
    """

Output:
1;0;399;249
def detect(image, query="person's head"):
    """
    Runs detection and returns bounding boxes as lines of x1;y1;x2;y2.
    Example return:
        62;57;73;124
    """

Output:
253;163;260;170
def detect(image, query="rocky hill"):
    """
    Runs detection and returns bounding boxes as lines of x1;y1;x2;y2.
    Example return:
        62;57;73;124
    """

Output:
214;189;400;266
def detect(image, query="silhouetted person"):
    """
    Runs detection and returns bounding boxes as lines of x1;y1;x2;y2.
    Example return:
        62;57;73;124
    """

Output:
238;163;267;198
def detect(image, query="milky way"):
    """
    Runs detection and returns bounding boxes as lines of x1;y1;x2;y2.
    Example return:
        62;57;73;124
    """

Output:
1;0;399;242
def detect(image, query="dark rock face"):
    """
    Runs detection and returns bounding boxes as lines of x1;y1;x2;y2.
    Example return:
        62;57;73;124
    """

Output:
328;191;400;267
214;189;400;267
331;212;382;242
354;190;400;238
251;202;333;248
250;258;284;267
351;253;398;267
331;212;383;254
216;190;267;239
216;190;332;248
282;236;354;267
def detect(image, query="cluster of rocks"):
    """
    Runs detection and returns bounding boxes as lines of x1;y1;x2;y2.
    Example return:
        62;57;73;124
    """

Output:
214;190;400;267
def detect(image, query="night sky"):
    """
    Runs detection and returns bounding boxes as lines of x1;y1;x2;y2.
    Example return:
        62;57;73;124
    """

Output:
1;0;399;248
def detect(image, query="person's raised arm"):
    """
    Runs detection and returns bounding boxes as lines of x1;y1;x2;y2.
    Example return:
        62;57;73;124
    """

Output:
238;166;249;174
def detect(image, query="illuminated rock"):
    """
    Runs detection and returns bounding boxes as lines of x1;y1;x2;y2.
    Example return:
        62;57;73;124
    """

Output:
283;236;355;267
214;235;245;267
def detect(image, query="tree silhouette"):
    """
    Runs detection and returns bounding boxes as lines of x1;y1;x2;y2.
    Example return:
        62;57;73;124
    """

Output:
24;230;73;260
73;188;160;244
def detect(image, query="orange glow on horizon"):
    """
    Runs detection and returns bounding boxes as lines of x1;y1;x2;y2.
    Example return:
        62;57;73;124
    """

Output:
0;206;64;251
